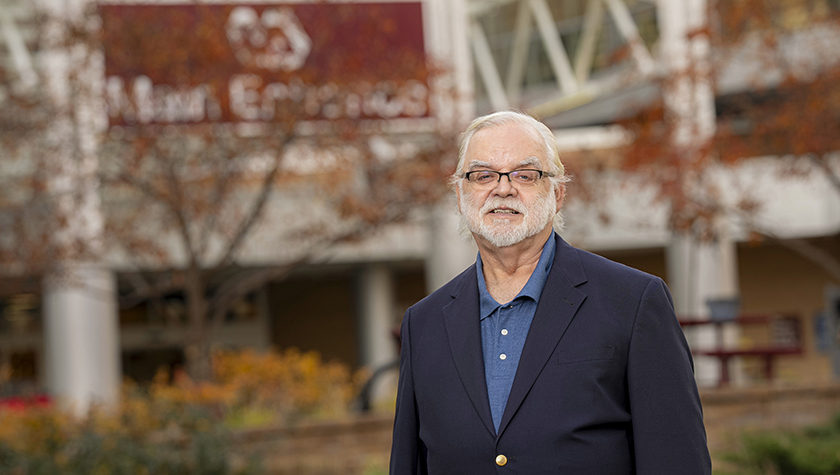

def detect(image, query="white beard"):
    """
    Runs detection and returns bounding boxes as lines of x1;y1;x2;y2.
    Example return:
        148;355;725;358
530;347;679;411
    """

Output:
459;189;556;248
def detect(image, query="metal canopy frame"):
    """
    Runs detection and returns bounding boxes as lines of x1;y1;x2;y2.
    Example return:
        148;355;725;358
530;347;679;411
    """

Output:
0;1;36;89
468;0;657;119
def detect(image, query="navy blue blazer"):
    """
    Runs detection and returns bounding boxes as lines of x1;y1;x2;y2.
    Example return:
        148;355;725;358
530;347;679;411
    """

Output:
390;234;711;474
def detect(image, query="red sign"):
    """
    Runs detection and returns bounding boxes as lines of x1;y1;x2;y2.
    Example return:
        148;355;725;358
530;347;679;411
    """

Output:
101;2;428;126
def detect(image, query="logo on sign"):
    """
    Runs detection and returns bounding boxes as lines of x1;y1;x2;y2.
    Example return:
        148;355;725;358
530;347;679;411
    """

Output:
225;6;311;71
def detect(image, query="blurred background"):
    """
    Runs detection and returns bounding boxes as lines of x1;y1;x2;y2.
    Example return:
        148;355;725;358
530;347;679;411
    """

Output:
1;0;840;473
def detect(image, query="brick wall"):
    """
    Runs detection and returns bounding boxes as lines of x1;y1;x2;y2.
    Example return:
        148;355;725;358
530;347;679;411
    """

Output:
236;383;840;474
234;415;394;475
702;383;840;454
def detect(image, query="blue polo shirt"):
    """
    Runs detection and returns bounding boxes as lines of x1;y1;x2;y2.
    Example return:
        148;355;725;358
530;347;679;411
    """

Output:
476;234;556;433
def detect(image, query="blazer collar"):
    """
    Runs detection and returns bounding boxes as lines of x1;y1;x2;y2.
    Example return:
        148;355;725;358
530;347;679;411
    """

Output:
442;234;588;439
552;232;587;287
497;234;588;437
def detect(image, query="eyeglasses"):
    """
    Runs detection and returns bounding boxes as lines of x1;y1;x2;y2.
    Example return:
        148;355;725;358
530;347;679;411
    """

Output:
462;169;553;187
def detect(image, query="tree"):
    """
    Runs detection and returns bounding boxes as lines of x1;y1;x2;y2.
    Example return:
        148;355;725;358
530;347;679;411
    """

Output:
712;0;840;281
0;3;460;381
0;4;102;289
565;0;840;282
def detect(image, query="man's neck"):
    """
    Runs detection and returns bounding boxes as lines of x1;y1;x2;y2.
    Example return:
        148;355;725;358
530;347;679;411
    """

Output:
476;226;553;303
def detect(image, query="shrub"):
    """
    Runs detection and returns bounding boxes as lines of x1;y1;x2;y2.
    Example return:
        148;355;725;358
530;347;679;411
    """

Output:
721;413;840;475
0;393;259;474
0;348;363;474
155;347;364;427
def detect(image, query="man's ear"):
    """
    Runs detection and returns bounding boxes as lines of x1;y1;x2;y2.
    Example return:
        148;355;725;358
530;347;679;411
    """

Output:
455;184;463;214
555;183;565;212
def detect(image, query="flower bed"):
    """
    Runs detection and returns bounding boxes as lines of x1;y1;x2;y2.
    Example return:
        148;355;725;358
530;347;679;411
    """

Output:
0;348;364;474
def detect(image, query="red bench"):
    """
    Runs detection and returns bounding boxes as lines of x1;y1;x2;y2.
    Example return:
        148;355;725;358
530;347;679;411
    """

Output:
678;315;803;386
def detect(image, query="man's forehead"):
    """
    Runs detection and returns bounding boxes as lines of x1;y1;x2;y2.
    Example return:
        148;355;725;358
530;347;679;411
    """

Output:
471;121;542;145
465;122;547;165
466;156;542;170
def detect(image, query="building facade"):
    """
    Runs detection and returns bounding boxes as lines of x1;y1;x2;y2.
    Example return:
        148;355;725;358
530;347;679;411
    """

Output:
1;0;839;411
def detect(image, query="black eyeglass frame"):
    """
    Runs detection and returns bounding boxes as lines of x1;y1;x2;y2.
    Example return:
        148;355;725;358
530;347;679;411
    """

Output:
462;169;554;185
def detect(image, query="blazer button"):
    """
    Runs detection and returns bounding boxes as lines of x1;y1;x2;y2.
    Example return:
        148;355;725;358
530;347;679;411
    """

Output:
495;454;507;467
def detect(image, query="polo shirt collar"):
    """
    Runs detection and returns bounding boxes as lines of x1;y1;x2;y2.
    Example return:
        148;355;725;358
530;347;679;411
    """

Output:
476;232;557;320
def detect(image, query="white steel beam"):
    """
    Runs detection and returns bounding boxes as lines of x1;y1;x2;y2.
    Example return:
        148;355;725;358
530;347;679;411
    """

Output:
468;0;519;18
528;0;577;94
0;5;37;88
574;0;605;85
553;124;631;152
604;0;655;75
527;85;597;119
505;0;532;105
470;19;509;110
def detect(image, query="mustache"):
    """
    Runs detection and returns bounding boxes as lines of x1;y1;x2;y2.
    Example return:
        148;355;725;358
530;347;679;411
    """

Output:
480;198;526;215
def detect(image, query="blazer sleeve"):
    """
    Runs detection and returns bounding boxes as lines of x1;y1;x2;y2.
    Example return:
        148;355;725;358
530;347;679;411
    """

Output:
389;308;426;475
627;278;712;475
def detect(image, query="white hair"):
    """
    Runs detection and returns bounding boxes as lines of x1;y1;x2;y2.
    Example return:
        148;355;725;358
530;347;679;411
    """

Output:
452;110;571;231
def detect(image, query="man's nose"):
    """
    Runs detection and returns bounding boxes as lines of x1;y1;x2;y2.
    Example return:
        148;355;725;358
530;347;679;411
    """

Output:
492;175;517;196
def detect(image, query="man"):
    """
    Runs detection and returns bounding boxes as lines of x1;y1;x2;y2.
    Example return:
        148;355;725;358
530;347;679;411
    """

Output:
390;111;711;474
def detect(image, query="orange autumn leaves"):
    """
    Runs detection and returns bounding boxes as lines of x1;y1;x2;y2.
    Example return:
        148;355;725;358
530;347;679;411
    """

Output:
0;348;365;456
153;348;365;425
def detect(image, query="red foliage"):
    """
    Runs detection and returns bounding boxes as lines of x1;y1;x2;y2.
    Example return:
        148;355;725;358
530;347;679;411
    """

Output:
0;395;52;413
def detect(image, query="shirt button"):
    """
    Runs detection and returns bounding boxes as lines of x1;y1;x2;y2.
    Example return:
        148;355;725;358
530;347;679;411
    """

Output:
496;454;508;466
499;354;507;360
501;329;508;336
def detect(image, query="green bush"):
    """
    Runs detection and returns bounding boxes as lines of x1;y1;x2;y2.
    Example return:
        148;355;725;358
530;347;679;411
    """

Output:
722;414;840;475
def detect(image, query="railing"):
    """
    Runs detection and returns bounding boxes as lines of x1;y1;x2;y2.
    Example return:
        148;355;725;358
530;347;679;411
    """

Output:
679;314;804;386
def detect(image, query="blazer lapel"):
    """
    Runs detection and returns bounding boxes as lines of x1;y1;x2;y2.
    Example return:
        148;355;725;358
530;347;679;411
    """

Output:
442;267;496;437
497;236;588;438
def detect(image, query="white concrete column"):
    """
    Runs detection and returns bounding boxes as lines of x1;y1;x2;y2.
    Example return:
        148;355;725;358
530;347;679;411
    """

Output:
656;0;716;147
43;265;120;414
450;0;475;123
425;196;478;292
424;0;475;124
38;0;120;413
657;0;740;386
667;234;740;317
423;0;478;292
357;264;398;406
666;233;740;386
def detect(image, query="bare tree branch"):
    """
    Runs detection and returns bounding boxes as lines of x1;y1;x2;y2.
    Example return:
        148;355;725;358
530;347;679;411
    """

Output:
196;144;240;258
206;262;304;334
810;154;840;198
119;272;185;309
162;149;200;266
760;232;840;285
205;202;414;333
726;200;840;284
103;172;172;210
207;137;290;278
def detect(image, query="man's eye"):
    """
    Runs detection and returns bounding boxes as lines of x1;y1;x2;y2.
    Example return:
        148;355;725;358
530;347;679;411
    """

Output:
473;172;495;183
513;172;536;182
